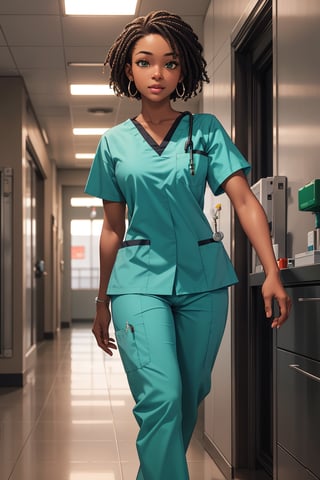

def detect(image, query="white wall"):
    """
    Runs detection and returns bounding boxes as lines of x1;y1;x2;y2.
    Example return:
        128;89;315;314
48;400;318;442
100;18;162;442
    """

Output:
276;0;320;257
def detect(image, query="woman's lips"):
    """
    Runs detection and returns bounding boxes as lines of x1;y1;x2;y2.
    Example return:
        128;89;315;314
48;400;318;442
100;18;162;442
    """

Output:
149;85;164;94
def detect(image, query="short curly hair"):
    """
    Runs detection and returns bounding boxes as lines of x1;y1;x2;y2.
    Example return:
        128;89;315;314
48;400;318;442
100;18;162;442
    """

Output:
104;10;210;101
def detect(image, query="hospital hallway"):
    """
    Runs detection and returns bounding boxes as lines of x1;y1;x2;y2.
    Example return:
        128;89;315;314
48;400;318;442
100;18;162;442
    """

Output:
0;322;226;480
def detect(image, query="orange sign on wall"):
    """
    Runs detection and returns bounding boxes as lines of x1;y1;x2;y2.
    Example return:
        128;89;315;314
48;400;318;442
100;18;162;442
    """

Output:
71;245;85;260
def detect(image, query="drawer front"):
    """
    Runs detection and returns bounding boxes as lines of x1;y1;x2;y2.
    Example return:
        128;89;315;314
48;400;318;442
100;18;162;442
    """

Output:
277;285;320;361
277;349;320;478
277;445;319;480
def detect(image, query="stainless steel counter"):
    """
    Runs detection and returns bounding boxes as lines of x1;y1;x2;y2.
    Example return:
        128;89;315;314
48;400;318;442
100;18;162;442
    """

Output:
249;263;320;287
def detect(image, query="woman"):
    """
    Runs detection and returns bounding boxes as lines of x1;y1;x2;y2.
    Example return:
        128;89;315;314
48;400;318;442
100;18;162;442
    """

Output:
85;11;291;480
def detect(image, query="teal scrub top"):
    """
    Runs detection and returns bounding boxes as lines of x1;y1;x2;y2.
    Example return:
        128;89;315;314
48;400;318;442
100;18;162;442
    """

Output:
85;112;251;295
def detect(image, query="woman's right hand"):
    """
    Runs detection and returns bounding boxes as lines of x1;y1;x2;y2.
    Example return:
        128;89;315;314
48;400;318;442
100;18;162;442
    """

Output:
92;304;117;356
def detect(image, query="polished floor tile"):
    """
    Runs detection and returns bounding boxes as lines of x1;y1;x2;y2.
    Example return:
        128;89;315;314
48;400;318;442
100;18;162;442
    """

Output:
0;323;226;480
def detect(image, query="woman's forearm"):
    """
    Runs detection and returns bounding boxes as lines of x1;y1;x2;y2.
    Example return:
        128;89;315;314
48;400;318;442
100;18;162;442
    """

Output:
236;196;279;276
97;228;123;302
97;201;126;302
223;172;291;326
223;172;279;276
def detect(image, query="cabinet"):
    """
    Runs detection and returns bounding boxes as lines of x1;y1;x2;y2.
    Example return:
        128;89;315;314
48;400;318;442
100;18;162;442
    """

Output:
276;283;320;480
250;265;320;480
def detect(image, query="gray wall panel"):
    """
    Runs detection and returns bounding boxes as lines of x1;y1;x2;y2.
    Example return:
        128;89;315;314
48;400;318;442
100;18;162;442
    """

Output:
276;0;320;257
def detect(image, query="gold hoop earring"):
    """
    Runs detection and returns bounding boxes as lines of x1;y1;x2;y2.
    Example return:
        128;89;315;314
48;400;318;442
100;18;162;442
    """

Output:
175;82;186;98
128;80;138;98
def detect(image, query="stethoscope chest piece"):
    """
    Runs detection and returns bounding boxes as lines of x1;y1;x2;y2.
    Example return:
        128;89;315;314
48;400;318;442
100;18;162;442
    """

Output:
213;231;224;242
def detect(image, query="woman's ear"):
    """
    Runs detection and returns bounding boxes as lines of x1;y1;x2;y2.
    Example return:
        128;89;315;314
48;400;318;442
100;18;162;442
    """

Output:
125;63;133;81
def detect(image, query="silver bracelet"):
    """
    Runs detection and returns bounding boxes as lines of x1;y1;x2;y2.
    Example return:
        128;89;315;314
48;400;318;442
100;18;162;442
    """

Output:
95;296;107;304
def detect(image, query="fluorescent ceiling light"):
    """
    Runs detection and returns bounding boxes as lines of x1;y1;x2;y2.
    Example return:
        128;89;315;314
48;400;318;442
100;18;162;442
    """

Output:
65;0;137;15
75;153;95;159
73;128;108;135
70;84;114;95
68;62;103;67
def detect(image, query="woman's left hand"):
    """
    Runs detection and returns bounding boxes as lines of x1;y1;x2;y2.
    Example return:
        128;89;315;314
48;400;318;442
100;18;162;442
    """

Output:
262;271;292;328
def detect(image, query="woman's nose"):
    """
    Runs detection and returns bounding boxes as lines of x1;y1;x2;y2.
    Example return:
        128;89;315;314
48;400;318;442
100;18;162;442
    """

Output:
152;67;163;79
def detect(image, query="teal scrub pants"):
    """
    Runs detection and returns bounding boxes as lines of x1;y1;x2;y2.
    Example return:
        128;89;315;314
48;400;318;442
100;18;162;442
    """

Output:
111;289;228;480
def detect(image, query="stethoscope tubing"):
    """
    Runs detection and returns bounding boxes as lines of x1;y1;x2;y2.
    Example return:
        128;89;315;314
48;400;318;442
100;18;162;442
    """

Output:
184;111;195;176
183;112;224;241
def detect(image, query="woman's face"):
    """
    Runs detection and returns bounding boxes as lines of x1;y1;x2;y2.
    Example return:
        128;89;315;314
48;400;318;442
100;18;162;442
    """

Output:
125;33;183;102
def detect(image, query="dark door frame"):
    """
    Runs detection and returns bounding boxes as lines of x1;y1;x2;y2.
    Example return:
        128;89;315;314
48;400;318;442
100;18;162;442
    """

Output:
230;0;273;476
26;142;46;344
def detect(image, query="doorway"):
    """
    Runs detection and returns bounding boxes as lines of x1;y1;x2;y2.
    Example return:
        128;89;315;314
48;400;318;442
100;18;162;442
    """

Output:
231;0;273;477
61;187;104;327
0;167;13;358
25;147;45;348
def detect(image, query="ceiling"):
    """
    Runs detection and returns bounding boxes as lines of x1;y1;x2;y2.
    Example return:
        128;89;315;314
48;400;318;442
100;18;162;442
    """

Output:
0;0;210;169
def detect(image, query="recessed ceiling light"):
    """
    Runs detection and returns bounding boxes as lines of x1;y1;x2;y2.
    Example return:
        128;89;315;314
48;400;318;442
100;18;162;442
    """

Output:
73;128;108;135
64;0;137;15
75;153;95;159
70;84;114;96
68;62;104;67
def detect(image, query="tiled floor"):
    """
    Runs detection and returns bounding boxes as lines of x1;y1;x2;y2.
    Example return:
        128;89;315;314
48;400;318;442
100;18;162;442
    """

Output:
0;323;226;480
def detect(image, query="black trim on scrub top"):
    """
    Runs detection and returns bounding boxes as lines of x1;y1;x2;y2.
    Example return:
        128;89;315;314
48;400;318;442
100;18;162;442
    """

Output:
120;239;151;248
131;112;188;156
193;150;208;157
198;238;218;246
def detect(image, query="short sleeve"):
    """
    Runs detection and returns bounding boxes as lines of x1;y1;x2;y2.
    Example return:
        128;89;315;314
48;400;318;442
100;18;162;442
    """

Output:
206;116;251;196
84;135;125;202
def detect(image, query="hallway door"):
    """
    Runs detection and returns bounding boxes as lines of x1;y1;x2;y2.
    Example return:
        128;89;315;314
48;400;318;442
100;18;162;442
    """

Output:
61;187;103;326
25;149;45;349
0;167;13;357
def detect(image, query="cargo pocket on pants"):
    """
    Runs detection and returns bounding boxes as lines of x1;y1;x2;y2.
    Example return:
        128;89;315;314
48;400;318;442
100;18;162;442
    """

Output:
115;322;151;374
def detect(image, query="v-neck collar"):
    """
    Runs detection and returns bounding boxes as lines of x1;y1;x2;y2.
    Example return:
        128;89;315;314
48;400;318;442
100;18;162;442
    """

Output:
131;112;188;156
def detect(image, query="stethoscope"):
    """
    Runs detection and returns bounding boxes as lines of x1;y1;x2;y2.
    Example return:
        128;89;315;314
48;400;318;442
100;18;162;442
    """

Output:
183;111;224;242
211;207;224;242
184;111;195;176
